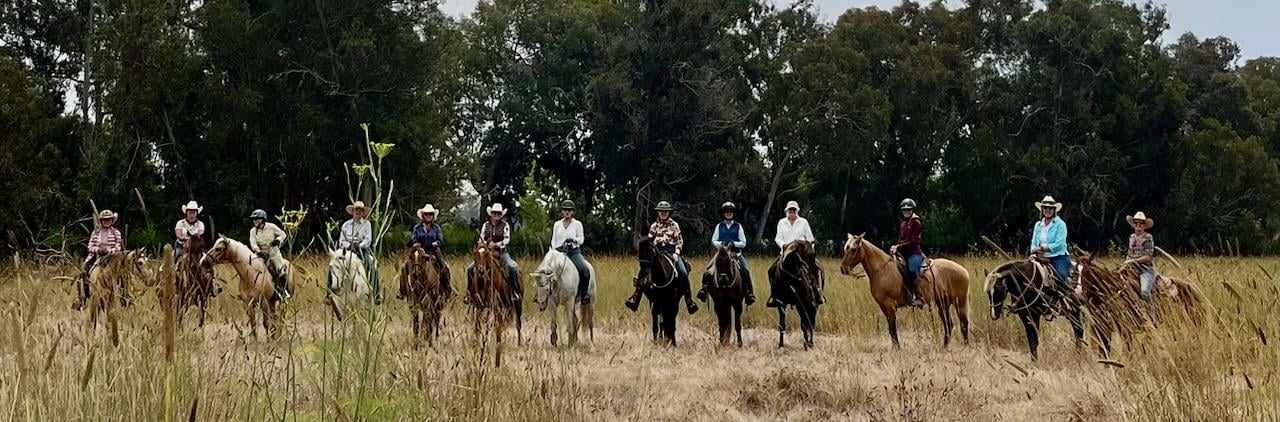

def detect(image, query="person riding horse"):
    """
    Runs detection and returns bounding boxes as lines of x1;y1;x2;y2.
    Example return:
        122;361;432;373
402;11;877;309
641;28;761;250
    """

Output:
74;209;123;311
697;201;755;305
467;203;522;302
1030;195;1071;316
552;200;593;305
174;201;206;258
249;209;290;300
625;201;698;314
1124;211;1157;301
339;201;380;303
888;198;925;308
406;203;450;294
770;201;820;307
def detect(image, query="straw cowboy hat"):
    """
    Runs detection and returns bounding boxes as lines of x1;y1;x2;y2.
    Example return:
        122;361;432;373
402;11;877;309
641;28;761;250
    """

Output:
345;201;369;215
417;204;438;219
486;203;507;216
1035;195;1063;212
97;210;118;221
181;201;203;214
785;201;800;212
1127;211;1154;229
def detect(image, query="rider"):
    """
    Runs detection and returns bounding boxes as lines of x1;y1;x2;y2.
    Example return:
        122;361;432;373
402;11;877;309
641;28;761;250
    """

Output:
889;198;925;308
249;209;290;299
75;209;123;310
551;200;592;304
468;203;521;301
696;201;755;305
408;203;450;287
174;201;205;258
1124;211;1157;301
770;201;818;307
339;201;379;303
1030;196;1071;311
624;201;698;314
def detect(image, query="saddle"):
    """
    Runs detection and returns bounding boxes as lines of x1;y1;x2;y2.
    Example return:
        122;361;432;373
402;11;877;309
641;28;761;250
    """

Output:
893;255;932;283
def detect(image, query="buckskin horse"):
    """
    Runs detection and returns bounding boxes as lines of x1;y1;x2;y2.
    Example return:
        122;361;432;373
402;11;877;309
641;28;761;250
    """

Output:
635;236;685;346
768;241;822;349
203;236;298;339
985;259;1085;360
702;245;746;347
467;243;522;367
398;245;451;349
531;248;596;347
839;234;971;348
175;234;218;328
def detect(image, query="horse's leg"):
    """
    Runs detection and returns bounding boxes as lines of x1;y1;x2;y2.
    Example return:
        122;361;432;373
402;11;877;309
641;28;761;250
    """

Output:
716;299;731;347
550;300;560;347
650;300;660;344
412;309;422;351
777;307;787;349
515;298;524;346
880;304;900;349
734;303;744;347
957;299;971;345
108;307;119;347
246;302;259;339
1068;305;1086;349
801;303;816;350
1020;311;1040;361
936;297;952;347
569;298;580;347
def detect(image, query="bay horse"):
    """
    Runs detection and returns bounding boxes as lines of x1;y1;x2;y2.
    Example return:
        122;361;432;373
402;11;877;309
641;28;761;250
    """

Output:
702;245;745;347
467;243;522;367
398;245;451;349
635;236;684;346
202;236;298;338
1076;256;1206;358
87;250;149;346
839;234;971;348
531;248;596;346
984;259;1084;360
768;241;822;349
175;234;218;328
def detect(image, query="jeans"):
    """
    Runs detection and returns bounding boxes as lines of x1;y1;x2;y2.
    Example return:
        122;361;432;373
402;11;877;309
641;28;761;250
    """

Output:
1048;255;1072;291
1139;269;1156;301
672;254;689;280
906;254;924;279
560;247;591;298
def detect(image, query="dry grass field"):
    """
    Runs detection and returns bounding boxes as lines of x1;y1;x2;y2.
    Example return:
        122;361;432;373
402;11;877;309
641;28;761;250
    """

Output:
1;254;1277;421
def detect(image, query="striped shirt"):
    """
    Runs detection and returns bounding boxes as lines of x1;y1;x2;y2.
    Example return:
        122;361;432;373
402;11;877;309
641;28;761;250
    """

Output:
88;227;124;255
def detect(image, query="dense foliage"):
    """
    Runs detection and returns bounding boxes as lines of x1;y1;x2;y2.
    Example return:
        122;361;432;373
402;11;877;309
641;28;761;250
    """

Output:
3;0;1278;257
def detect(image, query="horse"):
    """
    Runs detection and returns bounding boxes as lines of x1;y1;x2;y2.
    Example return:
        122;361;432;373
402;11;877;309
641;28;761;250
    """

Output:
839;234;972;348
1076;256;1206;357
702;245;746;347
635;236;685;346
531;248;596;346
327;248;373;299
87;250;150;346
984;259;1085;360
202;236;298;338
175;234;219;328
398;245;451;349
768;241;823;349
467;243;522;367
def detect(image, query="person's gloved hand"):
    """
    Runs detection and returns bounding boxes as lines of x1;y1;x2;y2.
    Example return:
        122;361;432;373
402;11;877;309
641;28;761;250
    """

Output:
271;239;281;247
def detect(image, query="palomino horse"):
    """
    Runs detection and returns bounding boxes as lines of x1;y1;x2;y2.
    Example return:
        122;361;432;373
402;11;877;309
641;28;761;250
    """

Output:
839;234;972;348
985;259;1084;360
1076;256;1206;357
203;236;297;338
768;241;823;349
175;234;218;328
702;245;746;347
635;236;686;346
398;245;451;349
531;248;596;346
467;244;522;367
87;250;149;346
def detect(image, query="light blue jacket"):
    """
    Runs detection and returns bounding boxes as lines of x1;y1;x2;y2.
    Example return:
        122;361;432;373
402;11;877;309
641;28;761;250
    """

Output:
1030;216;1068;257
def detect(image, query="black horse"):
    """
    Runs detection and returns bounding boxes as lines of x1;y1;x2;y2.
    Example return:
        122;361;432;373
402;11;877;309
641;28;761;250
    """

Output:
985;260;1084;360
702;245;747;347
768;241;823;349
635;236;691;346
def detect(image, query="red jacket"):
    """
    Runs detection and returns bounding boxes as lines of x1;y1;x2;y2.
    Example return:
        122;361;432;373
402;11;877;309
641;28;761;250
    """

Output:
897;215;923;256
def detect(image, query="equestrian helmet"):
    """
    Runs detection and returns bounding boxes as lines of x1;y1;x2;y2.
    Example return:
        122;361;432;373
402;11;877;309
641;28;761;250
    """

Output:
654;201;674;212
560;200;576;210
900;198;916;210
249;209;268;220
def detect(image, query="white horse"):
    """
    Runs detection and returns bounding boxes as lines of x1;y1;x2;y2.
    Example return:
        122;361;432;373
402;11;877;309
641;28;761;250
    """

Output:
531;248;596;346
327;249;372;299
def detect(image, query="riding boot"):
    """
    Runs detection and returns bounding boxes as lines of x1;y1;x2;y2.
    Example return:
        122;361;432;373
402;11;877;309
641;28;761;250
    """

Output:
905;276;925;308
743;269;756;306
624;274;645;312
695;276;710;303
684;288;699;315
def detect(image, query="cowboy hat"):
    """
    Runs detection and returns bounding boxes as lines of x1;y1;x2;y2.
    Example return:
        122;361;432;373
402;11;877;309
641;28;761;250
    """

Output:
181;201;203;214
1035;195;1063;212
560;200;576;210
721;201;737;212
487;203;507;216
345;201;369;215
654;201;673;212
1127;212;1154;229
785;201;800;212
417;204;438;218
97;210;117;221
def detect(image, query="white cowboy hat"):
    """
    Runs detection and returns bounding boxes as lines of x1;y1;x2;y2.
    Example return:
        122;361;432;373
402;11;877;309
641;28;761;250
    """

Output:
345;201;369;215
1127;212;1154;229
417;204;438;218
1035;195;1063;212
487;203;507;216
97;210;117;222
181;201;203;214
785;201;800;212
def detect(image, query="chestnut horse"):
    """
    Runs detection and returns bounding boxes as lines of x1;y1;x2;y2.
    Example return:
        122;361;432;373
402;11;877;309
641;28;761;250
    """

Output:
1076;256;1205;358
203;236;298;338
840;234;971;348
87;250;149;346
175;234;218;328
702;245;745;347
398;245;451;349
467;244;522;367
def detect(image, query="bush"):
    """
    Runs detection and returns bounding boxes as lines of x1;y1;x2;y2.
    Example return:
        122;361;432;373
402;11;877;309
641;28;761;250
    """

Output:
442;222;478;255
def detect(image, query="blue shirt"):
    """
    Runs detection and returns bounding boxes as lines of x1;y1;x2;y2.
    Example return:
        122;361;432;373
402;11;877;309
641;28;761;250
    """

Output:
410;223;444;250
1030;216;1068;257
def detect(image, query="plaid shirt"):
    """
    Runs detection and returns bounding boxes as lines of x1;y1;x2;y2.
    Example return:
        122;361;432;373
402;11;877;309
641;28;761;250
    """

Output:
650;219;683;254
1127;233;1156;272
88;227;123;256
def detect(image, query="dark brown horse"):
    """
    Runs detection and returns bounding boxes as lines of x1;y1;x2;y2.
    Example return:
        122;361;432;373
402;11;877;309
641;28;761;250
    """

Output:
175;234;218;328
702;245;745;347
467;243;522;367
985;259;1084;360
400;246;451;349
636;236;685;346
1076;256;1206;357
768;241;822;349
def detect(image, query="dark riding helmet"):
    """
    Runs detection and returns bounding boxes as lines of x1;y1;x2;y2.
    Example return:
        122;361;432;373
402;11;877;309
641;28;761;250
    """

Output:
249;209;268;220
900;198;916;210
560;200;575;210
654;201;674;212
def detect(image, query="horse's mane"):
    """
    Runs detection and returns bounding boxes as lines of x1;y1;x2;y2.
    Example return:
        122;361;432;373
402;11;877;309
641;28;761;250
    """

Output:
985;261;1028;292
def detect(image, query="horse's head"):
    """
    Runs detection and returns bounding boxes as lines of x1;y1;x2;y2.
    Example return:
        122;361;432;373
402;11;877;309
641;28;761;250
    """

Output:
984;264;1018;320
636;235;655;261
205;236;231;265
126;249;149;274
328;248;357;271
840;234;867;275
184;234;206;255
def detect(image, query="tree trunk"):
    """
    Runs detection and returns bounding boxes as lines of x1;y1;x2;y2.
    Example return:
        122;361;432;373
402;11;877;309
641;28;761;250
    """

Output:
755;148;792;244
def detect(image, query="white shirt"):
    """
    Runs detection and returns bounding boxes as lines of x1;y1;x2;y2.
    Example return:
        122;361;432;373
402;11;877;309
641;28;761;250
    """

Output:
174;219;205;241
551;218;585;249
339;218;372;250
774;217;815;249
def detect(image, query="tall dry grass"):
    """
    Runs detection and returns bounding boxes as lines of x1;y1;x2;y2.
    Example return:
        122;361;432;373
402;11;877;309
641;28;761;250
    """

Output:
0;254;1275;420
